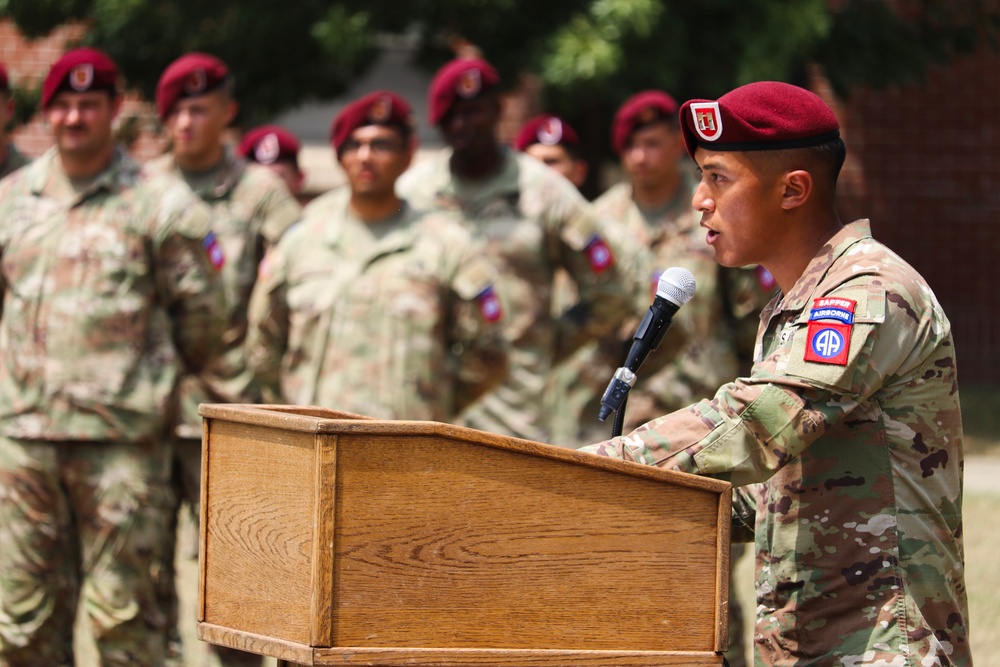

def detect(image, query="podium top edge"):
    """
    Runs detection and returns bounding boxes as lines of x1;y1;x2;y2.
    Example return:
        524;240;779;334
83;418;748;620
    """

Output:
197;403;731;495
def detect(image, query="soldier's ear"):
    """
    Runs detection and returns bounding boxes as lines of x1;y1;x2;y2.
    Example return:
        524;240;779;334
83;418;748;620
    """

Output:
224;99;239;127
780;170;812;210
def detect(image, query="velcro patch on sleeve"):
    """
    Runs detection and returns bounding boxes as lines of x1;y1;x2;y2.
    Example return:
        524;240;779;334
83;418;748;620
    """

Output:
202;231;225;270
475;285;504;323
584;233;615;274
802;297;856;365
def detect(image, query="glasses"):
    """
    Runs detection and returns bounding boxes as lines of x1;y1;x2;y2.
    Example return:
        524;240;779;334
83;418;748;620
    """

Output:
340;137;404;156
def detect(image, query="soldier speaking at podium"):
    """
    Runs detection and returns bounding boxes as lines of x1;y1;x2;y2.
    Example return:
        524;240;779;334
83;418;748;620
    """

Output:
583;82;971;666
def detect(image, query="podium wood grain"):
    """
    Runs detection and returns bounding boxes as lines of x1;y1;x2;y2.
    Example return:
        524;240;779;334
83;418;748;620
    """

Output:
198;404;732;666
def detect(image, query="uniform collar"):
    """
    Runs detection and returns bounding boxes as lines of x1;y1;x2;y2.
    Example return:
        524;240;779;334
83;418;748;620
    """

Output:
323;188;418;260
438;145;520;206
28;145;137;203
778;219;874;312
160;145;247;200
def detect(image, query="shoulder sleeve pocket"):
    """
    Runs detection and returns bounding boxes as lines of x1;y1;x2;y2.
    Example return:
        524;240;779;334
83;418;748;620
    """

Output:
784;285;886;394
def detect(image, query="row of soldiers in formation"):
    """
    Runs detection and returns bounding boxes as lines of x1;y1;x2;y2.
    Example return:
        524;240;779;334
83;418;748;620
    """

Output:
0;44;972;667
0;47;765;667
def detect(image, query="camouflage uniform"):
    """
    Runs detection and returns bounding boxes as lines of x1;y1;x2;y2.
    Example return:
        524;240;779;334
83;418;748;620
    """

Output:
550;173;775;446
0;144;29;180
0;147;225;666
585;220;971;666
397;148;636;441
246;187;507;419
146;147;300;665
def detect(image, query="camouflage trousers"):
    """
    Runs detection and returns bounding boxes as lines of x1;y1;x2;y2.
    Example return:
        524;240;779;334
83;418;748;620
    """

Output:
0;436;172;667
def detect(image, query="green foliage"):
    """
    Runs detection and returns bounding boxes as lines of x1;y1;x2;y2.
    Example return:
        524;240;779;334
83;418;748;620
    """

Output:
1;0;377;125
1;0;997;128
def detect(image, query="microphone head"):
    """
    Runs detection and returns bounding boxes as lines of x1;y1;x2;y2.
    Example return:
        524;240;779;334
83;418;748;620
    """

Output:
656;267;697;306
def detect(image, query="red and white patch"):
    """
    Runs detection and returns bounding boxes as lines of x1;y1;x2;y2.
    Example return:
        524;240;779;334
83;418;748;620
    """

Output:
537;117;563;146
368;95;393;123
254;133;281;164
70;64;94;92
803;321;851;365
690;102;723;142
584;234;614;274
455;69;481;99
803;297;857;366
476;285;503;323
184;69;207;95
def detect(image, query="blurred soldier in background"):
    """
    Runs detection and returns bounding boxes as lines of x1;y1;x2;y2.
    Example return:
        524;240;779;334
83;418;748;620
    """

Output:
0;62;29;179
397;58;637;443
513;113;588;190
147;52;302;666
237;124;305;197
585;80;970;667
0;48;225;666
246;90;507;419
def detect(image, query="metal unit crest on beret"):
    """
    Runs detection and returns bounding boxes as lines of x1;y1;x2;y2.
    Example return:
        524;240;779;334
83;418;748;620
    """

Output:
537;117;563;146
254;133;281;165
368;95;393;123
70;64;94;92
184;69;207;95
691;102;722;142
456;69;481;99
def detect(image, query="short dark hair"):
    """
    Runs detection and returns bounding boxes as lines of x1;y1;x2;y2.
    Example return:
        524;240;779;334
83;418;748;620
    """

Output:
746;137;846;187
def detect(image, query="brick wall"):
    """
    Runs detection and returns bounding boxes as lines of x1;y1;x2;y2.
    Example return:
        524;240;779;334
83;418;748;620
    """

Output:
1;20;167;161
811;51;1000;384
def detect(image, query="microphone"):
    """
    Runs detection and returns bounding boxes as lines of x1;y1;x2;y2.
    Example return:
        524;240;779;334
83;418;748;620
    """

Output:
598;266;696;423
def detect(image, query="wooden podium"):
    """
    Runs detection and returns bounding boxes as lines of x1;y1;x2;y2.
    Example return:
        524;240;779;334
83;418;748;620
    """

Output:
197;404;732;666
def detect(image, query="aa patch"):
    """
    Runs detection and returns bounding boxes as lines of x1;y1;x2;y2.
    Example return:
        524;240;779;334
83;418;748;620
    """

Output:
202;232;225;270
584;234;614;274
803;297;856;366
475;285;503;323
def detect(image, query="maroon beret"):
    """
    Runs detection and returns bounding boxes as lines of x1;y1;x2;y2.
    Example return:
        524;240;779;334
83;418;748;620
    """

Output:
330;90;413;152
428;58;500;126
41;48;119;109
156;53;229;120
680;81;840;158
611;90;679;154
237;125;301;165
514;114;580;152
0;63;9;93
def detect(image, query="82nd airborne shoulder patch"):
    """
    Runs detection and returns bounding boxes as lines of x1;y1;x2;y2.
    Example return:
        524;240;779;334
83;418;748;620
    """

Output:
803;296;855;366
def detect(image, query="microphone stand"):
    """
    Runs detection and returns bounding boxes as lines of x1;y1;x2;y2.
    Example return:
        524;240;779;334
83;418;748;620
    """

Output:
611;393;628;439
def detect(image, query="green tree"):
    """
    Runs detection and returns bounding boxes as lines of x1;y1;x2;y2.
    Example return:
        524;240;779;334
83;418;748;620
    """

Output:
1;0;996;127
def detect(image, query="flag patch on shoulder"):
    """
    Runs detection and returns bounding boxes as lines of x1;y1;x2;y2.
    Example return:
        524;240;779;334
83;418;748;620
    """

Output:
475;285;503;323
584;234;614;274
